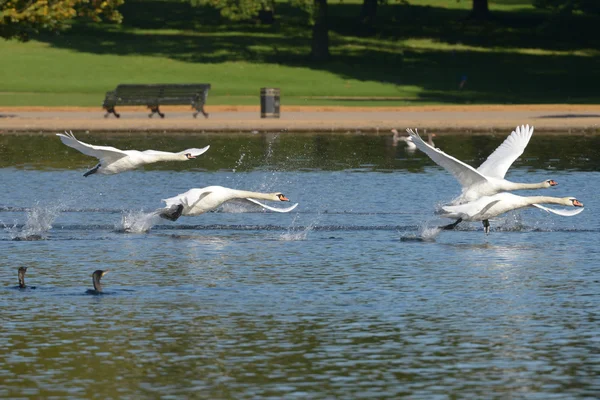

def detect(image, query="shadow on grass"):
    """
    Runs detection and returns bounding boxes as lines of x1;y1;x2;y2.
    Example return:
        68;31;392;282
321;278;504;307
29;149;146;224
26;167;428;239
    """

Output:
31;0;600;104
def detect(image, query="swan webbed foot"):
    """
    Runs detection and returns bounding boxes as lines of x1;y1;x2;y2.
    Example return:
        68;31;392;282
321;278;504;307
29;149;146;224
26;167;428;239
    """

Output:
483;219;490;235
159;204;184;221
440;218;462;230
83;163;101;177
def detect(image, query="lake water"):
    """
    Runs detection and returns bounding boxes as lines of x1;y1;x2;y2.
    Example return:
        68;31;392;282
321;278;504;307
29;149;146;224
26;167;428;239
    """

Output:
1;132;599;399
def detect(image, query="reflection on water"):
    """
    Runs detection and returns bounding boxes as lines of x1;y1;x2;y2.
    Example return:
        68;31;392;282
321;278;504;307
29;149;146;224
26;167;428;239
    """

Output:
1;132;599;398
3;131;600;172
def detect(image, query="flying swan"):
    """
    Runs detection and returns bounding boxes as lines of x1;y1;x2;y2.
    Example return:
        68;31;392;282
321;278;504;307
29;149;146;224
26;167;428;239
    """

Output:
56;131;210;176
438;192;584;234
406;125;557;204
157;186;299;221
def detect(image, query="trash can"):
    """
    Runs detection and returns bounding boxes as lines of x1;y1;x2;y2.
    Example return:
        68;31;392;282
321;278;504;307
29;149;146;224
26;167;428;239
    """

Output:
260;88;280;118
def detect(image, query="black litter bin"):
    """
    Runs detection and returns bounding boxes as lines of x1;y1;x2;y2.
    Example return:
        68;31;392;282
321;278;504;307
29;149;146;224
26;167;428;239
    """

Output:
260;88;280;118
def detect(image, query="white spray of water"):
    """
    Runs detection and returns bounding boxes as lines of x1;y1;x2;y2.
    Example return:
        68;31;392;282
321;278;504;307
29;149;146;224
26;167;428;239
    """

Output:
117;210;162;233
232;153;246;173
419;225;442;240
219;202;252;213
4;205;62;240
279;229;310;241
400;220;442;242
279;213;315;241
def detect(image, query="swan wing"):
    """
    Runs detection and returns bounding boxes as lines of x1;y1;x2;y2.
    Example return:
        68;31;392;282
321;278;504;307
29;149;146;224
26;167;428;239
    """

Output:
184;146;210;157
56;131;127;162
442;198;501;219
142;145;210;157
531;204;585;217
162;188;213;208
406;129;488;188
245;198;299;213
477;124;533;179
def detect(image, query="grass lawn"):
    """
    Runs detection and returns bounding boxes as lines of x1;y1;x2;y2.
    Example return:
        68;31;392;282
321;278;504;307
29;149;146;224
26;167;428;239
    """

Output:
1;0;599;107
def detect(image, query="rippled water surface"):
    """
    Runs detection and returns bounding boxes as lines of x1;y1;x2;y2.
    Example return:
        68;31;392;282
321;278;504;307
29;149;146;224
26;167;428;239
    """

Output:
1;132;599;399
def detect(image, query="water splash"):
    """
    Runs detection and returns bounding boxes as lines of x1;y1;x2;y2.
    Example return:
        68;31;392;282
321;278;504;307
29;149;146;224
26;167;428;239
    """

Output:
264;133;279;161
220;201;253;213
400;221;442;242
279;228;310;241
4;205;61;240
279;213;315;241
116;210;161;233
232;152;246;173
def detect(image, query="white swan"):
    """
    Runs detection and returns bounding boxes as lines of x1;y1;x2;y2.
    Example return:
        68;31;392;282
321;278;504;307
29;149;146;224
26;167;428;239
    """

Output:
157;186;299;221
56;131;210;176
439;192;584;234
391;129;416;150
406;125;557;204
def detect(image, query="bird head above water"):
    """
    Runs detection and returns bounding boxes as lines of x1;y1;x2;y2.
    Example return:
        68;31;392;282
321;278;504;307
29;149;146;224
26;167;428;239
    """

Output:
569;198;584;207
92;269;109;292
18;267;28;289
546;179;558;187
276;193;289;201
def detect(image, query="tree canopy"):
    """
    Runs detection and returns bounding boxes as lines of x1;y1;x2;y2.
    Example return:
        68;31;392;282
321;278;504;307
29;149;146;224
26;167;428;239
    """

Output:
0;0;124;40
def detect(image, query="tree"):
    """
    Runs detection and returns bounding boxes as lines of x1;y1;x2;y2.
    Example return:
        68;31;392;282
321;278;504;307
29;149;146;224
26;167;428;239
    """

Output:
469;0;489;20
191;0;275;22
0;0;124;41
192;0;330;60
310;0;329;60
360;0;377;27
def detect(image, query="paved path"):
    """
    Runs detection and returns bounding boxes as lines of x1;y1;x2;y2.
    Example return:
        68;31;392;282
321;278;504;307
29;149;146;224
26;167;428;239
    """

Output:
1;105;599;134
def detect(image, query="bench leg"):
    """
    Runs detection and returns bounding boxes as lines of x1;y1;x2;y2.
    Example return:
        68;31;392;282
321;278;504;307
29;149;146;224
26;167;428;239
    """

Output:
148;105;165;118
104;107;120;118
193;104;209;119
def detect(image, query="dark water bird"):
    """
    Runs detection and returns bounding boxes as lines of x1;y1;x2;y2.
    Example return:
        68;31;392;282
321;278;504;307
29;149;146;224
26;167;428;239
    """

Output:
12;234;44;241
86;269;109;294
17;267;36;289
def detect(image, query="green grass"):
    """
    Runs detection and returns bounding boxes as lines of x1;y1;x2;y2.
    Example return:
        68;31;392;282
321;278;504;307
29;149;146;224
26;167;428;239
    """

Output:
1;0;599;106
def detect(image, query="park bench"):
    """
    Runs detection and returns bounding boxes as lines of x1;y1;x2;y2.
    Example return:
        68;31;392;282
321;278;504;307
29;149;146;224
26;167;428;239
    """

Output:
102;83;211;118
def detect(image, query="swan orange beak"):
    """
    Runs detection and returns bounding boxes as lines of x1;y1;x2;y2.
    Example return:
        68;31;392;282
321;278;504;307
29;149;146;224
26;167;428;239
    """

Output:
573;200;583;207
549;180;558;186
279;195;289;201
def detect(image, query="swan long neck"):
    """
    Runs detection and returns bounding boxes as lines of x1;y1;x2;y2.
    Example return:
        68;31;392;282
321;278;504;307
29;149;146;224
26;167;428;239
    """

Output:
523;196;572;207
158;153;187;162
230;190;277;201
503;181;549;191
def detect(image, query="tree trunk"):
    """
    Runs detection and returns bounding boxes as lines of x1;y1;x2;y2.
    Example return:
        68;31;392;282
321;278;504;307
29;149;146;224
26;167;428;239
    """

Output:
360;0;378;28
310;0;329;61
470;0;489;20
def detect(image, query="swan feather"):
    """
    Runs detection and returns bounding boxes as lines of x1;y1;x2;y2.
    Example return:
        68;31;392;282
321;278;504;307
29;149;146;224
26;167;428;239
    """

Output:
531;204;585;216
477;124;533;179
245;198;298;213
406;128;488;188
